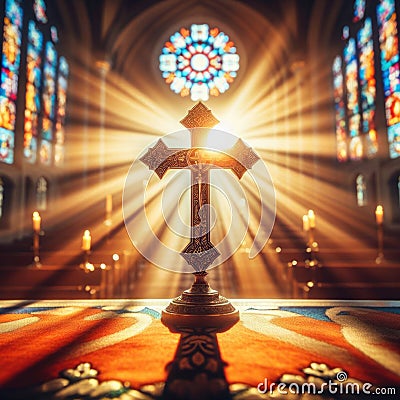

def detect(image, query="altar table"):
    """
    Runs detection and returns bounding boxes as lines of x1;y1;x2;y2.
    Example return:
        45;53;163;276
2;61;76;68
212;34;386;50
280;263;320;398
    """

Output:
0;299;399;399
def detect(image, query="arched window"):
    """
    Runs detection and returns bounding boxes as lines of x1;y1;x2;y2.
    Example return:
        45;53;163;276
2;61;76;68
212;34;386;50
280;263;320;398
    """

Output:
353;0;365;22
39;41;57;166
358;17;378;157
54;56;69;166
345;38;363;160
36;176;47;210
23;20;43;164
332;56;348;162
356;174;367;206
377;0;400;159
23;0;69;165
0;0;23;165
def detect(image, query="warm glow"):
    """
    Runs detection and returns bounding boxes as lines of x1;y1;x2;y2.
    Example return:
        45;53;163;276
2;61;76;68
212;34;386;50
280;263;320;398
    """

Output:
302;215;310;232
308;209;316;228
52;44;358;275
375;205;384;224
81;229;91;251
206;129;238;151
6;1;378;287
106;194;112;213
32;211;41;232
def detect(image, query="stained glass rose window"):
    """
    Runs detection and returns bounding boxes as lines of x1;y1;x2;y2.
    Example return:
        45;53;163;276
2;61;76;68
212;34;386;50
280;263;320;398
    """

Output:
159;23;239;101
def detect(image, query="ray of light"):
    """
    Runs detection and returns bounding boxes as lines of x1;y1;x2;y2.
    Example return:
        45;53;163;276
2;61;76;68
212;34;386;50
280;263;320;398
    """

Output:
4;0;384;301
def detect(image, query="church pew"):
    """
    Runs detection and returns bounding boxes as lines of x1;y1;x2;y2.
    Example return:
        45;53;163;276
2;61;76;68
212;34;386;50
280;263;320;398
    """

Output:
288;263;400;299
0;249;146;299
0;252;32;266
274;242;400;299
0;266;106;299
305;282;400;300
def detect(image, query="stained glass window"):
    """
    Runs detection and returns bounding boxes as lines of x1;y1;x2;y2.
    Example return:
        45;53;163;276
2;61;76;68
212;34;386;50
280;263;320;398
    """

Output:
40;41;57;165
344;38;363;160
332;56;348;161
377;0;400;159
0;0;23;165
24;21;43;164
356;174;367;206
342;26;350;41
388;125;400;158
54;56;68;166
36;176;47;211
159;23;239;101
0;128;14;164
51;26;58;43
34;0;48;24
353;0;366;23
358;18;378;157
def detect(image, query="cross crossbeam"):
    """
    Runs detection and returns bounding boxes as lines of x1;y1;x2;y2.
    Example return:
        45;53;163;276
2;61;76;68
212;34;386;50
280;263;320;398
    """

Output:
140;102;259;271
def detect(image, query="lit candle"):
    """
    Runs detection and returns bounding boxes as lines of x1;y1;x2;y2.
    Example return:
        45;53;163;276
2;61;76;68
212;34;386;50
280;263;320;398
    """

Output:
375;205;384;225
82;229;91;251
308;209;316;228
106;194;112;214
113;253;120;269
303;215;310;231
32;211;41;232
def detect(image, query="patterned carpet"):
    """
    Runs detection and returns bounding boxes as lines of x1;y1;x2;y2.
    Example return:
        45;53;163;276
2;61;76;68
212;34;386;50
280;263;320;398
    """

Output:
0;300;399;399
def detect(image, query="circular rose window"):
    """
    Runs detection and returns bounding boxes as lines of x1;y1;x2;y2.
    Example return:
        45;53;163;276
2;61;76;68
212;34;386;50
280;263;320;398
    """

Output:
159;23;240;101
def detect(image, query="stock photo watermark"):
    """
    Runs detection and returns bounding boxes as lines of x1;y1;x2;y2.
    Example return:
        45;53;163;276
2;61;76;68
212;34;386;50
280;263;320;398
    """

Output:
257;371;397;396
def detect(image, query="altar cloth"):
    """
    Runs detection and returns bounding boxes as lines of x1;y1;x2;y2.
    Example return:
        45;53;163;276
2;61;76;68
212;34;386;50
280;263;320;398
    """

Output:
0;299;399;399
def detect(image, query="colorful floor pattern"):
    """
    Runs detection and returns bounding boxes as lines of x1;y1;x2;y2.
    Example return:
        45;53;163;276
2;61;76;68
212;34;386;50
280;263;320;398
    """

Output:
0;299;399;399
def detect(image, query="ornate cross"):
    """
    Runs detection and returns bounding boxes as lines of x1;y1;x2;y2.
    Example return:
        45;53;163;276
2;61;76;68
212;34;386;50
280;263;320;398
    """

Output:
140;102;259;272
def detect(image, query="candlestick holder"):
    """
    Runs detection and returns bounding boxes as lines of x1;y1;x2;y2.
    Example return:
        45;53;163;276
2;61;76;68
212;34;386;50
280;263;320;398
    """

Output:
305;241;320;269
80;250;95;272
305;226;320;284
29;229;43;268
307;227;315;248
375;222;384;264
104;214;112;243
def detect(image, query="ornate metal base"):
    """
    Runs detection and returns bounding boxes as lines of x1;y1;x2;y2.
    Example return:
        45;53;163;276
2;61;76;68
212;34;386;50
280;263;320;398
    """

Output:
161;272;239;333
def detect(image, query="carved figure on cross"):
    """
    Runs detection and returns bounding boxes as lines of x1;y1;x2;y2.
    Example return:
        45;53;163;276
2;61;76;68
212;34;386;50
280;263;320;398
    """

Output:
140;102;259;272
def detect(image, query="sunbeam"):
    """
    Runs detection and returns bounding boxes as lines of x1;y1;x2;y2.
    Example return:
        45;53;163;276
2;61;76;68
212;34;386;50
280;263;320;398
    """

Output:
1;0;398;303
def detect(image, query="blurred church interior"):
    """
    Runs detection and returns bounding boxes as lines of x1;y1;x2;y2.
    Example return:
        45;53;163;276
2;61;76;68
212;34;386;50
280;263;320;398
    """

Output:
0;0;399;301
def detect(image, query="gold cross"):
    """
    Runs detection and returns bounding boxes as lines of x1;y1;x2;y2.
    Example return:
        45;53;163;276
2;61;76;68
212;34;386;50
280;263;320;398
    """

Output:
140;102;259;271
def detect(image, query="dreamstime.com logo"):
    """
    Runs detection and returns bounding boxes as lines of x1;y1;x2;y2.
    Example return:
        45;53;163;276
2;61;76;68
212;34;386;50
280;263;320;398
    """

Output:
123;128;276;273
257;371;397;396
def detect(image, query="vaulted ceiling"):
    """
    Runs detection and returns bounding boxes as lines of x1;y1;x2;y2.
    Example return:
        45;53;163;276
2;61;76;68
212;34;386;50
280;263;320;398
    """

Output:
49;0;352;134
52;0;351;80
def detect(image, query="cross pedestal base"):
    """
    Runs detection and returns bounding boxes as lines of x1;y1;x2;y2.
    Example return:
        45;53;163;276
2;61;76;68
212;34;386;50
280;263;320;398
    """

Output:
161;272;239;333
